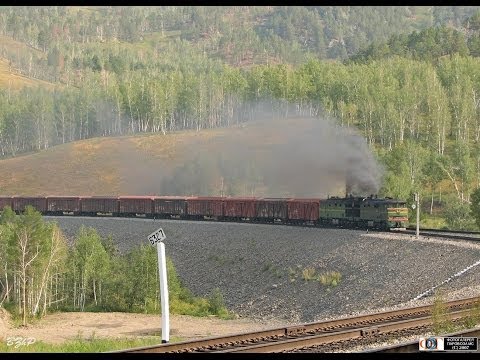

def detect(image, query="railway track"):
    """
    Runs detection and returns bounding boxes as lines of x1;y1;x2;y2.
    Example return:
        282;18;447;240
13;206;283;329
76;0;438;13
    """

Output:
111;296;480;353
401;228;480;242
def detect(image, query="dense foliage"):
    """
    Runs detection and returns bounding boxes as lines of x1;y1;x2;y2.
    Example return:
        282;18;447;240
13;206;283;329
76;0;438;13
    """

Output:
1;6;478;78
0;207;231;324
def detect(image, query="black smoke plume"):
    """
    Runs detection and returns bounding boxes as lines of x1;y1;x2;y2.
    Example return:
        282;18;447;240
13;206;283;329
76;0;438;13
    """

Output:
158;103;382;198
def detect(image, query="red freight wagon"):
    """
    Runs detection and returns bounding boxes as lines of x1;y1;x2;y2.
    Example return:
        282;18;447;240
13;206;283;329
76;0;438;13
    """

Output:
118;196;154;215
47;196;81;213
81;196;119;214
186;197;224;217
153;197;187;216
255;198;288;221
12;196;47;213
0;196;13;211
287;198;320;221
224;197;256;218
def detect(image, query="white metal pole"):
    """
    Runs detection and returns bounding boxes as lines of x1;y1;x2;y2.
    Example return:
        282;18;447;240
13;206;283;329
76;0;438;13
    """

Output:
156;241;169;343
416;193;420;239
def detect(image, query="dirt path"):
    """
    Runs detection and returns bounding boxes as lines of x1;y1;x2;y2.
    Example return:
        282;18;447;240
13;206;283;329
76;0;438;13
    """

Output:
1;311;286;344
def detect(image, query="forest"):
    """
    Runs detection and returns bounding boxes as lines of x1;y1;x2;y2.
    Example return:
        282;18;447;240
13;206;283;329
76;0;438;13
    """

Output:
0;207;230;325
1;7;480;228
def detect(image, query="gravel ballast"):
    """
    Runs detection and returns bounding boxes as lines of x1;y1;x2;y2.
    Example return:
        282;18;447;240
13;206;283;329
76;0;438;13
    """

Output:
47;216;480;323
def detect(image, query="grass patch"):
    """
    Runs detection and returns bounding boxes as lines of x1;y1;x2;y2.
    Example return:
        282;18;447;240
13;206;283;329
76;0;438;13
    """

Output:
318;271;342;287
289;266;342;288
301;267;316;281
431;291;455;335
0;335;182;353
168;285;234;320
420;215;448;229
462;299;480;329
288;266;299;282
431;291;480;335
262;262;283;278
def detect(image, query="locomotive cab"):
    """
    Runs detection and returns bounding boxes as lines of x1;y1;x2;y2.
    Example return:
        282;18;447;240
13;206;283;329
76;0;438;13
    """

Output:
385;199;408;230
359;197;408;230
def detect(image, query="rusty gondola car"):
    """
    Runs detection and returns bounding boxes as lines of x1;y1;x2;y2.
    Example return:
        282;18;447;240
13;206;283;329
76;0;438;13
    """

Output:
223;197;256;220
287;198;320;224
80;196;119;215
47;196;81;215
118;196;154;217
255;198;288;223
186;197;224;220
153;197;187;218
12;196;47;213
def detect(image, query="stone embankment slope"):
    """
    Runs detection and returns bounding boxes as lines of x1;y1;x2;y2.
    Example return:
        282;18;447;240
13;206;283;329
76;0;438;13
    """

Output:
50;217;480;323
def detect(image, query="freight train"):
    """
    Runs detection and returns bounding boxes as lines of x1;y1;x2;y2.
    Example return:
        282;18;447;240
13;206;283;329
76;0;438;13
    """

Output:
0;195;408;230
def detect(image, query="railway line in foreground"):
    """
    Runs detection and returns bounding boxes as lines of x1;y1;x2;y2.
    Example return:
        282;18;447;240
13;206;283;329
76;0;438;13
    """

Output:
112;296;480;353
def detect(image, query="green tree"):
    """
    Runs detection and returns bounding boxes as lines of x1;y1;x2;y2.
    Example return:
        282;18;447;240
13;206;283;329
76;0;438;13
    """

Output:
69;226;111;311
470;187;480;229
0;207;67;324
444;196;476;230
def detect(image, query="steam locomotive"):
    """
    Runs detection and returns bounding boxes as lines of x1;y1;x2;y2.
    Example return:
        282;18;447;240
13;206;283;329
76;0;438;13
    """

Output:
0;195;408;230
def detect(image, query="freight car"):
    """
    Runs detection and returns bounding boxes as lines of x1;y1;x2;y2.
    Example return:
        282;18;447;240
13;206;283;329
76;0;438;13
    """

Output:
255;198;288;223
0;195;408;230
287;198;319;225
12;196;47;213
153;197;187;218
223;197;256;221
0;197;12;210
186;197;224;220
118;196;154;217
46;196;81;215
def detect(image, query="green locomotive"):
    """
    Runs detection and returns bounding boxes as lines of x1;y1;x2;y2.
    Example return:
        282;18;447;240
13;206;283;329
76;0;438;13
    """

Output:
319;195;408;230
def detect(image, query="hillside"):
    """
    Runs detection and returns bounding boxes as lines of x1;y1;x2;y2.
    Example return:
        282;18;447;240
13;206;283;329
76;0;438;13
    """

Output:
0;58;55;90
0;6;479;85
0;118;356;197
0;33;57;90
0;130;205;196
0;118;370;197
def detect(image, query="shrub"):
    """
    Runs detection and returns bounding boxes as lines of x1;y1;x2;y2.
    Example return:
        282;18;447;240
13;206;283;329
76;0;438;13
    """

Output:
318;271;342;287
302;267;316;281
432;291;455;335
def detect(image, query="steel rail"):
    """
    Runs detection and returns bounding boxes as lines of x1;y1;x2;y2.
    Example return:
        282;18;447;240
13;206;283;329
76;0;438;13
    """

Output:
112;296;480;353
401;229;480;242
405;227;480;235
216;309;473;353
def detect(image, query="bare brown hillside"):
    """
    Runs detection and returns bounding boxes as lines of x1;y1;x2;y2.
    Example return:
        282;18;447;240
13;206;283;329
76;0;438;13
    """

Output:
0;118;357;197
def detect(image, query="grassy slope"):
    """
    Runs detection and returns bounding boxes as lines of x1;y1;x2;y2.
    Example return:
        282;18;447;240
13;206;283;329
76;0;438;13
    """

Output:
0;34;56;90
0;126;253;196
0;58;56;90
0;120;348;197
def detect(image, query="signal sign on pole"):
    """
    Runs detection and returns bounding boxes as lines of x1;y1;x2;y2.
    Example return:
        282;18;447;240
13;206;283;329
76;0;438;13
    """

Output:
148;227;166;245
148;227;169;343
